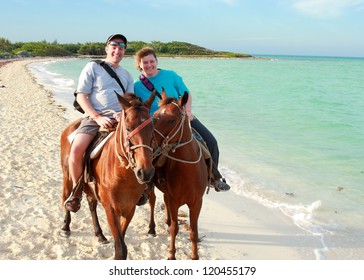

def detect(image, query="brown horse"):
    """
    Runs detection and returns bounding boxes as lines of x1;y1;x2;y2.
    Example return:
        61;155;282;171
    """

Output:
60;92;156;260
148;90;208;260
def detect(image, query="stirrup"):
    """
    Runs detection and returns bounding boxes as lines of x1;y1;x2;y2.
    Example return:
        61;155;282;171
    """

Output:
136;193;149;206
137;183;154;206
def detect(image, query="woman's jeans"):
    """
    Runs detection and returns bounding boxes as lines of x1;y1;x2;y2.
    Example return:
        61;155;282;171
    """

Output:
191;118;221;178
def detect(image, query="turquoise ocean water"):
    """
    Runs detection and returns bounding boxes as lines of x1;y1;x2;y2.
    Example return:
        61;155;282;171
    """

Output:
29;55;364;259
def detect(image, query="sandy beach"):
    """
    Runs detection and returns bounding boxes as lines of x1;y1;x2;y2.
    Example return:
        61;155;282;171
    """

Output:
0;59;321;260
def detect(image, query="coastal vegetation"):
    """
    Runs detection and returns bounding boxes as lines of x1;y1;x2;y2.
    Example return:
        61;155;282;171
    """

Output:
0;37;251;59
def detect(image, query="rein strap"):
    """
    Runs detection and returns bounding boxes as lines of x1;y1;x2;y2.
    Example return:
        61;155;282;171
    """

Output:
126;117;152;140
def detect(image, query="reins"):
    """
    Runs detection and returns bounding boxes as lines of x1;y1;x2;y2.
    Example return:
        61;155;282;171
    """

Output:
153;102;202;164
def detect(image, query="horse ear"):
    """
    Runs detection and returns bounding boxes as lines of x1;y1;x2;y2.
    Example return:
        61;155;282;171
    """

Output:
161;87;168;99
115;91;131;111
179;91;189;107
144;89;157;109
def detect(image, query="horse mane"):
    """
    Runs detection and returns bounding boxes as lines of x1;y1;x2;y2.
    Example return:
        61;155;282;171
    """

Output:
158;96;177;107
123;93;144;107
123;93;141;103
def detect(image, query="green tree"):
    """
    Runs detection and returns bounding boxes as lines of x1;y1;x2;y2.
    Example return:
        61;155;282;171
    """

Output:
13;41;72;56
0;37;251;58
150;41;168;53
126;41;148;55
61;43;82;54
0;37;12;52
77;42;105;55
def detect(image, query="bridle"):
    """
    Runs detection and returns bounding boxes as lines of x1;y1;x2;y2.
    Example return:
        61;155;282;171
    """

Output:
153;102;202;164
115;107;153;170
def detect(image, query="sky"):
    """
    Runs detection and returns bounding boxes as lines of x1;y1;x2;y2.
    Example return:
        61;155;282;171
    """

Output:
1;0;364;57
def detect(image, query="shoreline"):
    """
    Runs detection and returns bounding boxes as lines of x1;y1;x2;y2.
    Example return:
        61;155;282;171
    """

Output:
0;59;319;260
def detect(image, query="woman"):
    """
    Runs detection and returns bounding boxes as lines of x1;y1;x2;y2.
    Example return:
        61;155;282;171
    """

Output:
134;47;230;192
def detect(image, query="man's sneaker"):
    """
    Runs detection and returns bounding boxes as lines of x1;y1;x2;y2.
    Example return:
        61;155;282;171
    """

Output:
211;178;230;192
64;196;81;212
64;180;84;213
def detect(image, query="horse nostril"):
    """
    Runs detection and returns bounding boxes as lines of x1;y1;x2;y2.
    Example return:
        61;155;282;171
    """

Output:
136;168;143;180
136;167;155;183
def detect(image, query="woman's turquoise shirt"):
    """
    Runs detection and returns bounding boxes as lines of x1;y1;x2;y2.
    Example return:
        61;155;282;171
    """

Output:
134;69;189;115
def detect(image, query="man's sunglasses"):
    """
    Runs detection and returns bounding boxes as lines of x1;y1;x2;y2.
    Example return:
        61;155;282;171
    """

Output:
108;41;126;48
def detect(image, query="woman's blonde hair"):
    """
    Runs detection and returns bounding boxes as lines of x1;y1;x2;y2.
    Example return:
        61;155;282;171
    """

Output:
135;47;158;71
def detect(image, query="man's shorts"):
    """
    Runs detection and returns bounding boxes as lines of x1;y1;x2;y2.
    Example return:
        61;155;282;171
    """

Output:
76;117;100;136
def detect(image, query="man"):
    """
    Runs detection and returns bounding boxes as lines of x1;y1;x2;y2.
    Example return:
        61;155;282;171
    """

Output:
64;34;134;212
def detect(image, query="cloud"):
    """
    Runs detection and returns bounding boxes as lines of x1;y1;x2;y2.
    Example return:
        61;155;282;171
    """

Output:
137;0;238;9
293;0;364;18
219;0;238;6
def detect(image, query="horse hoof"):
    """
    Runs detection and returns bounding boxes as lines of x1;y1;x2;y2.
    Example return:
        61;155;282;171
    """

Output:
148;229;156;237
59;230;71;238
99;238;110;244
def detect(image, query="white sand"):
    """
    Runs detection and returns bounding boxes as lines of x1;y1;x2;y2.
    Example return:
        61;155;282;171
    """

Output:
0;60;320;260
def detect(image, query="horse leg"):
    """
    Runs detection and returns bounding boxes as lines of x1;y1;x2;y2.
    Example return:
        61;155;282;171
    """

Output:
60;167;72;237
60;211;71;237
167;200;179;260
104;208;127;260
188;199;203;260
148;190;156;236
86;195;108;244
120;206;136;238
163;193;171;227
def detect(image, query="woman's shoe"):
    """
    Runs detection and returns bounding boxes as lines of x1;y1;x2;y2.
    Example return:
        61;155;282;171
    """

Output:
211;178;230;192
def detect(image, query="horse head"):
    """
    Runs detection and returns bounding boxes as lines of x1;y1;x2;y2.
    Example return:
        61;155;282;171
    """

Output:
116;91;156;184
153;88;189;147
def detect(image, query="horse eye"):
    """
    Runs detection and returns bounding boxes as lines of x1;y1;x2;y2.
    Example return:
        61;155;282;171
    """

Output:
152;115;161;124
169;119;176;126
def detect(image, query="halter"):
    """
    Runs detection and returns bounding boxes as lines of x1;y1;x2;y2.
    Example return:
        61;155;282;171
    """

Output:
115;107;153;170
153;102;202;164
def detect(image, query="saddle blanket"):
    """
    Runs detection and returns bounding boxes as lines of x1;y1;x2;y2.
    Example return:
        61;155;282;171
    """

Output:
67;130;115;159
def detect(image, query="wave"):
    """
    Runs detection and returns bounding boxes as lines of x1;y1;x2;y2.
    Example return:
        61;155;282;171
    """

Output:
220;164;339;259
29;61;75;94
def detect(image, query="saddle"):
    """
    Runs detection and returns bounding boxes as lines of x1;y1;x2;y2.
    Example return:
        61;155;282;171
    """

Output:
66;127;115;202
192;128;211;160
83;127;116;183
192;128;214;183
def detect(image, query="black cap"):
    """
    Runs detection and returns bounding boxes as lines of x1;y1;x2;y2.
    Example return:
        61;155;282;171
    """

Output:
106;34;127;46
